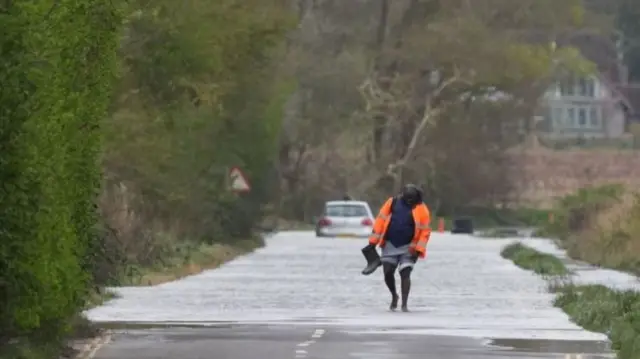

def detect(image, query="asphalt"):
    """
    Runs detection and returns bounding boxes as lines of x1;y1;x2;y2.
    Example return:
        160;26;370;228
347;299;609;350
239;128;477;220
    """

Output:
95;324;612;359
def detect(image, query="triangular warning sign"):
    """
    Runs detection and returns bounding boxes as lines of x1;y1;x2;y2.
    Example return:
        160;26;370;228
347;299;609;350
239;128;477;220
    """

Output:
229;167;251;192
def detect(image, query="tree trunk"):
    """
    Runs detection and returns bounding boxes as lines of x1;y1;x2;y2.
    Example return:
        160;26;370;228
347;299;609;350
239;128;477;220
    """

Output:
371;0;390;162
370;0;440;163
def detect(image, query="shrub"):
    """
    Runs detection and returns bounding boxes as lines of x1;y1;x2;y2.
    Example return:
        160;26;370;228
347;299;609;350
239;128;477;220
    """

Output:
539;184;640;274
94;0;294;284
537;184;624;240
0;0;121;345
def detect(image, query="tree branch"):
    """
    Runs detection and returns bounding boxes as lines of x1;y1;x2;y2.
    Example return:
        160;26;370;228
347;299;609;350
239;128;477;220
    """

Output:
387;67;463;176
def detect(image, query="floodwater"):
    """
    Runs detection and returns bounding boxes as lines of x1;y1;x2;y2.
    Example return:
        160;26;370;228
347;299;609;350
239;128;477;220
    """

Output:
520;237;640;291
85;231;612;343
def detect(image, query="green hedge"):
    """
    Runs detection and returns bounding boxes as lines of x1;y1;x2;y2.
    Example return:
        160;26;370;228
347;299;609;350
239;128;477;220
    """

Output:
0;0;121;346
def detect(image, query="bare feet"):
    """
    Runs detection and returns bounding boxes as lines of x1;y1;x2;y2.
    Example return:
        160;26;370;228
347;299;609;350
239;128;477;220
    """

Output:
390;294;399;311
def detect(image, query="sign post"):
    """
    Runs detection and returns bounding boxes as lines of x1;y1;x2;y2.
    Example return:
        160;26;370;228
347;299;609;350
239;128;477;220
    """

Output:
228;166;251;193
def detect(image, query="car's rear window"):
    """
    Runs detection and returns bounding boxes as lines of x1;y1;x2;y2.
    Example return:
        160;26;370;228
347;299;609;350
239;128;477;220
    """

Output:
325;204;368;217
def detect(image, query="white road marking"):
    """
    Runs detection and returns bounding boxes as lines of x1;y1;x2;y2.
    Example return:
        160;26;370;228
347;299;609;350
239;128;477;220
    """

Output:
565;354;584;359
294;328;326;357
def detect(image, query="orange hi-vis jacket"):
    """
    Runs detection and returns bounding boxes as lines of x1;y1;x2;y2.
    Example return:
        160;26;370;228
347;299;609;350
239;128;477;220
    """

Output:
368;197;432;258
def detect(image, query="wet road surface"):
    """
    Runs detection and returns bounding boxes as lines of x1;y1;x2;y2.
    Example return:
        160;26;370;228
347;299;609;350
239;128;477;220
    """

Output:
87;231;614;358
97;325;612;359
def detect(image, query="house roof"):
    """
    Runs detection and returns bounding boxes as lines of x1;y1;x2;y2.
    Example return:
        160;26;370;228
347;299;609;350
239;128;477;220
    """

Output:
554;32;623;84
552;31;640;114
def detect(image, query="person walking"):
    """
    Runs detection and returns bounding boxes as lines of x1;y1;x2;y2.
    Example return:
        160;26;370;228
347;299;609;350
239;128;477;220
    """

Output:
365;184;432;312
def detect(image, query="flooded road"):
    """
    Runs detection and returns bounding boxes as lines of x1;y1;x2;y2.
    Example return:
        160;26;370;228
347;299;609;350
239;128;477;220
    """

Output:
86;231;613;358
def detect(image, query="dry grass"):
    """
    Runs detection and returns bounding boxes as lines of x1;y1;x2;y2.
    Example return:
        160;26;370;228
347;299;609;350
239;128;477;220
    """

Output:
565;191;640;274
125;242;258;286
99;180;265;287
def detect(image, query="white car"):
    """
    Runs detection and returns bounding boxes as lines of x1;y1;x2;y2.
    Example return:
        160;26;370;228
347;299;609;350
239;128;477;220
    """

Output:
315;200;375;238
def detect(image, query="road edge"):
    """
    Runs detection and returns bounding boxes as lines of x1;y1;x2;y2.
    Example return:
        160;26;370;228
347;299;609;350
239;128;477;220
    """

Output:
73;331;112;359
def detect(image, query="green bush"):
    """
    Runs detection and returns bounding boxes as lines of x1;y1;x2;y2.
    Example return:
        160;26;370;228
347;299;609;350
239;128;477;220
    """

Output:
0;0;121;347
500;242;569;276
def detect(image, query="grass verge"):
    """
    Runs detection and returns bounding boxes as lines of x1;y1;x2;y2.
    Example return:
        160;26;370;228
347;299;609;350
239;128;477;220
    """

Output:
500;242;569;276
0;316;106;359
554;284;640;359
121;238;263;286
476;228;523;238
0;339;63;359
501;241;640;359
11;239;266;359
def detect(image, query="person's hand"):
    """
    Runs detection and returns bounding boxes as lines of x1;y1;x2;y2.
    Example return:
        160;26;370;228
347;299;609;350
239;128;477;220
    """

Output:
408;248;418;262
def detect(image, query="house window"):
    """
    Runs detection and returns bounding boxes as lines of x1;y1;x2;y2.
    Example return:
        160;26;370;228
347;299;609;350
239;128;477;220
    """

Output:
567;107;576;126
560;79;574;96
589;107;602;128
587;79;595;97
578;107;587;126
550;105;603;130
577;78;596;97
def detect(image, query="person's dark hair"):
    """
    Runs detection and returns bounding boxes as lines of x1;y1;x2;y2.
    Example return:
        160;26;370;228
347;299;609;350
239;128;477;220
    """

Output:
400;184;423;206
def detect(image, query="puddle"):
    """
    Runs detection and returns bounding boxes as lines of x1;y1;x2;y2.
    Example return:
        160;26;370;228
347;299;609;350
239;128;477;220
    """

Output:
489;338;611;354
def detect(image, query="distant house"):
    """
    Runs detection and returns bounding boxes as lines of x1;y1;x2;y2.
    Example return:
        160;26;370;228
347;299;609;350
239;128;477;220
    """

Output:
536;33;638;140
537;75;628;139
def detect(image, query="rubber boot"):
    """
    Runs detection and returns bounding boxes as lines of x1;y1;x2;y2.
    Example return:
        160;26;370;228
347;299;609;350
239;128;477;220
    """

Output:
361;244;382;275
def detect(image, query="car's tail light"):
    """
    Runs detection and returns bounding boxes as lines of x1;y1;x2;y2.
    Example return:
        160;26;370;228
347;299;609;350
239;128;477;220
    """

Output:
361;218;373;226
318;218;331;227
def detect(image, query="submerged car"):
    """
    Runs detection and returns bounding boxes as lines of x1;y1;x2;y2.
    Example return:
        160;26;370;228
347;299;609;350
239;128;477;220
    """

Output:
315;200;375;238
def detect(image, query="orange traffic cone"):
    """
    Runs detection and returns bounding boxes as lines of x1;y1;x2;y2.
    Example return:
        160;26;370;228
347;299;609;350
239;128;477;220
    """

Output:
437;217;445;233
